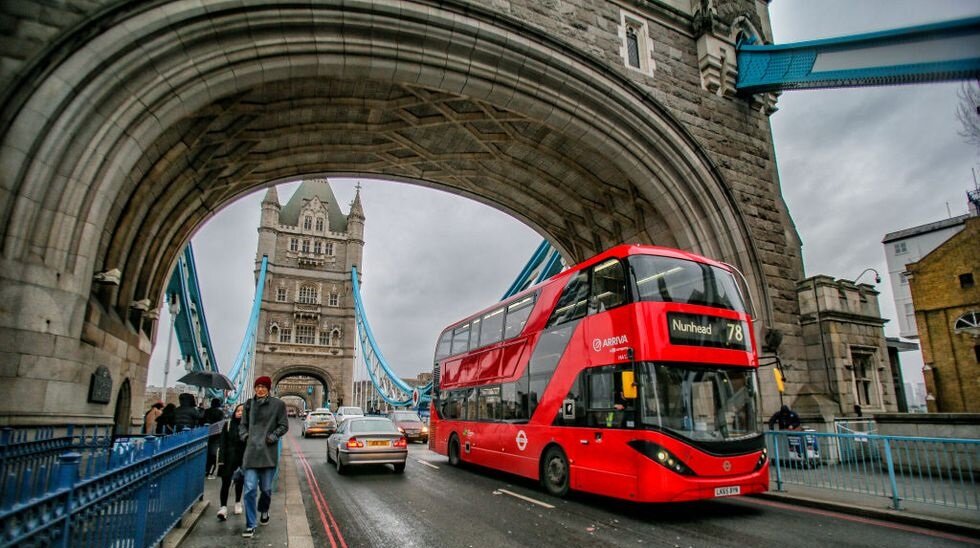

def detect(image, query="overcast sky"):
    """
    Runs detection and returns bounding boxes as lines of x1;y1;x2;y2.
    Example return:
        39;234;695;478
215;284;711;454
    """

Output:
147;0;980;403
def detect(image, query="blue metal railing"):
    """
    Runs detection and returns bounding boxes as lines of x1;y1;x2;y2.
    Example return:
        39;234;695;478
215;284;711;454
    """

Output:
767;430;979;511
0;426;210;547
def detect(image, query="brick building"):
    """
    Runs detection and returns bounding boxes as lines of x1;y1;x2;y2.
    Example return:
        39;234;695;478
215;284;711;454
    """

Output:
907;217;980;412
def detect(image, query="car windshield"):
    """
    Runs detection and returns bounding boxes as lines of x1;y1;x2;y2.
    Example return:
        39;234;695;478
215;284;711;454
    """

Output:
339;407;363;415
309;413;332;420
637;362;759;442
629;255;745;311
350;420;398;434
391;412;422;422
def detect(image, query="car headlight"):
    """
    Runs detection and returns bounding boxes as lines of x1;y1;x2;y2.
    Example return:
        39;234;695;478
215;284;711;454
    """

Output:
421;426;429;433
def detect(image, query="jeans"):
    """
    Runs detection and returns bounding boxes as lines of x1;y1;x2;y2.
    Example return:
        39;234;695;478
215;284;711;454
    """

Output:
243;467;276;528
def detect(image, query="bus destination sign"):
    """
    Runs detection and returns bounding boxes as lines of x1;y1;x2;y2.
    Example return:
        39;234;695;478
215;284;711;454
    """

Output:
667;312;749;350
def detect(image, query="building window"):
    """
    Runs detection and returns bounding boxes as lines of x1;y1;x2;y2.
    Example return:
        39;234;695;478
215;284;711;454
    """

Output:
894;242;908;255
299;285;318;304
325;242;334;256
279;328;292;343
314;241;322;254
851;352;879;408
276;287;288;302
900;271;910;285
620;11;653;75
301;240;310;253
304;216;313;230
296;325;316;345
316;218;324;232
626;27;640;68
328;293;339;307
959;273;975;288
320;330;330;346
290;238;298;252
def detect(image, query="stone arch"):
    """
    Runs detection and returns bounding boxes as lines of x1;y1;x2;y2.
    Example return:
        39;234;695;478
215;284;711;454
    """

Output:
0;1;801;424
112;378;132;437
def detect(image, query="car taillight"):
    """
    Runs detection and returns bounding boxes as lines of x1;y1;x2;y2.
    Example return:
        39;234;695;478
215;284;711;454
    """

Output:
346;437;364;449
394;437;407;448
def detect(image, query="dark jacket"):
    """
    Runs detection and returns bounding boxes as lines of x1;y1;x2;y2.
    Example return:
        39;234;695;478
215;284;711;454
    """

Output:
239;396;288;468
768;405;801;430
218;416;246;478
174;393;204;431
203;406;225;425
156;404;176;435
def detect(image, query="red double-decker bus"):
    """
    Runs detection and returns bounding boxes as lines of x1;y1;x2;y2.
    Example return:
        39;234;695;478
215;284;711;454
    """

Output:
428;244;768;502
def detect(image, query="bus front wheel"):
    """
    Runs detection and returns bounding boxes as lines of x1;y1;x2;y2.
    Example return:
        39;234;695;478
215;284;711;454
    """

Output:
448;434;462;467
541;446;570;497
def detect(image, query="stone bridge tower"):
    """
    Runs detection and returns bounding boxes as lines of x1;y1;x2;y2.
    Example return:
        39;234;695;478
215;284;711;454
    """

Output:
253;180;364;409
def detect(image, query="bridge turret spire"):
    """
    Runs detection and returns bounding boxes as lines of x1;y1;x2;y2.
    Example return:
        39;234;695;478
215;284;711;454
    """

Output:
262;186;280;207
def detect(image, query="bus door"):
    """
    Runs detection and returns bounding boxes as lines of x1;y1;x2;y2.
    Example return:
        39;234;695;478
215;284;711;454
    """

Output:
566;366;638;499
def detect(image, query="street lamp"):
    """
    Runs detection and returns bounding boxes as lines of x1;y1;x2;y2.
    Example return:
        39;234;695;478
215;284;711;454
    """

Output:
852;268;882;284
162;294;180;393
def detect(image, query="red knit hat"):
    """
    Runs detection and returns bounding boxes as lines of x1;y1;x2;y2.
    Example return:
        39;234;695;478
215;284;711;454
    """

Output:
254;376;272;389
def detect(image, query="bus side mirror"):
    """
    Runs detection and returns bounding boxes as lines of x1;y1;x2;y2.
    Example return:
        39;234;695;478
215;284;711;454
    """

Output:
621;371;637;399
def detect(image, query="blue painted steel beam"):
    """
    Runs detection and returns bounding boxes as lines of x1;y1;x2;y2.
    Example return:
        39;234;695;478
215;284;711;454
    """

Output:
502;240;564;300
737;16;980;94
225;256;268;405
165;243;219;375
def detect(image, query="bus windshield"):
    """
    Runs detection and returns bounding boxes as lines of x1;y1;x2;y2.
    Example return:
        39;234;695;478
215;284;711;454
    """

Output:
629;255;745;311
638;363;759;442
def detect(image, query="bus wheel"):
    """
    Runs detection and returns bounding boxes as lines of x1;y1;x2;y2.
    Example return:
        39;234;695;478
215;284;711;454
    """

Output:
541;446;570;497
448;434;462;467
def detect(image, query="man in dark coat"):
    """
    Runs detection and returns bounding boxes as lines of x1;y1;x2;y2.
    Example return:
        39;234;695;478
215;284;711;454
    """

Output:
173;393;204;431
203;397;226;477
239;376;288;538
768;404;801;430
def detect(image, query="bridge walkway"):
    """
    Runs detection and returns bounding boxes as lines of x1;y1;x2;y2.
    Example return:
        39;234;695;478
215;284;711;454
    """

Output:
170;450;980;547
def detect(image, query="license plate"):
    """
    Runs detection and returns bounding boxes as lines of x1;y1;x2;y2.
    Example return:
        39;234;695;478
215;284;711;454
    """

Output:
368;440;389;447
714;486;740;497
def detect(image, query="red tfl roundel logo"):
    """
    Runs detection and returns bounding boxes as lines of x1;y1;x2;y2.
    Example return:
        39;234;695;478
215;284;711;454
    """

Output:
722;460;732;472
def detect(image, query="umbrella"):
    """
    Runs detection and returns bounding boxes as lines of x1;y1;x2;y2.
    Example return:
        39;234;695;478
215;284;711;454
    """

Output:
176;370;235;391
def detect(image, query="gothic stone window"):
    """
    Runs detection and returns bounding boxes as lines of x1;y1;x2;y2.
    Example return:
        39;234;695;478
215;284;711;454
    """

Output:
304;216;313;230
299;285;318;304
328;293;339;307
279;327;292;343
325;242;335;256
314;241;322;254
301;240;310;253
296;324;316;345
319;330;330;346
316;218;324;232
276;287;288;302
290;238;298;252
620;10;653;75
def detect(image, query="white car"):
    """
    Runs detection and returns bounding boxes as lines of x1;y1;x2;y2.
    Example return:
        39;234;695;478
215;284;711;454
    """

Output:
302;409;337;438
334;406;365;425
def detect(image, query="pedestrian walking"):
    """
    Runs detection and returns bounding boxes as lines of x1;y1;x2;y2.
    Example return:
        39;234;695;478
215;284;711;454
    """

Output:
216;403;247;521
142;401;164;434
203;397;226;477
239;376;288;538
174;393;204;431
155;403;176;435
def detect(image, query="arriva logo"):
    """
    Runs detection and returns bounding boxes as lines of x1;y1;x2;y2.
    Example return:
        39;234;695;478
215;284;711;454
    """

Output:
592;335;629;352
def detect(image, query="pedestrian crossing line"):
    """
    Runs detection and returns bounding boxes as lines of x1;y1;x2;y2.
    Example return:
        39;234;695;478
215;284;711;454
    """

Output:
416;459;440;470
494;488;555;509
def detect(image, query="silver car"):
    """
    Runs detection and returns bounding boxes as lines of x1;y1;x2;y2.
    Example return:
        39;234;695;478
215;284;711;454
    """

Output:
326;417;408;474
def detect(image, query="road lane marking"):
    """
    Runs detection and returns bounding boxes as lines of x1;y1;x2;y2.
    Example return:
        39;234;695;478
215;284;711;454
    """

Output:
289;435;349;548
494;488;555;509
417;459;440;469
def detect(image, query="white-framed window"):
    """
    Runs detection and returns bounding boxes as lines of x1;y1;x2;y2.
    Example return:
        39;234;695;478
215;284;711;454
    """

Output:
279;328;292;343
900;271;910;285
316;218;324;232
894;242;908;255
276;287;288;302
289;238;298;252
304;216;313;230
296;324;316;345
328;293;339;307
620;10;654;75
325;242;334;256
314;241;322;254
299;285;318;304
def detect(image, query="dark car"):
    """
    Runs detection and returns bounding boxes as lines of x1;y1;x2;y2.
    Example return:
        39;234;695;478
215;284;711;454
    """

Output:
388;410;428;443
326;417;408;474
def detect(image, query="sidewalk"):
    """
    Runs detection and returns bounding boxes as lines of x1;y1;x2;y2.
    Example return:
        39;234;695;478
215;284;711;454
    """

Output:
164;442;313;547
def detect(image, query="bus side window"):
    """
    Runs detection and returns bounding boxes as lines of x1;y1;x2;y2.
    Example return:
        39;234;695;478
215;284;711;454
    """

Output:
435;330;452;360
547;271;589;327
590;259;627;313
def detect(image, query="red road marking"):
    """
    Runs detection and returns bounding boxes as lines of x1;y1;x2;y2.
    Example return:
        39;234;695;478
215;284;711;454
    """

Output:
741;497;980;545
289;435;349;548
